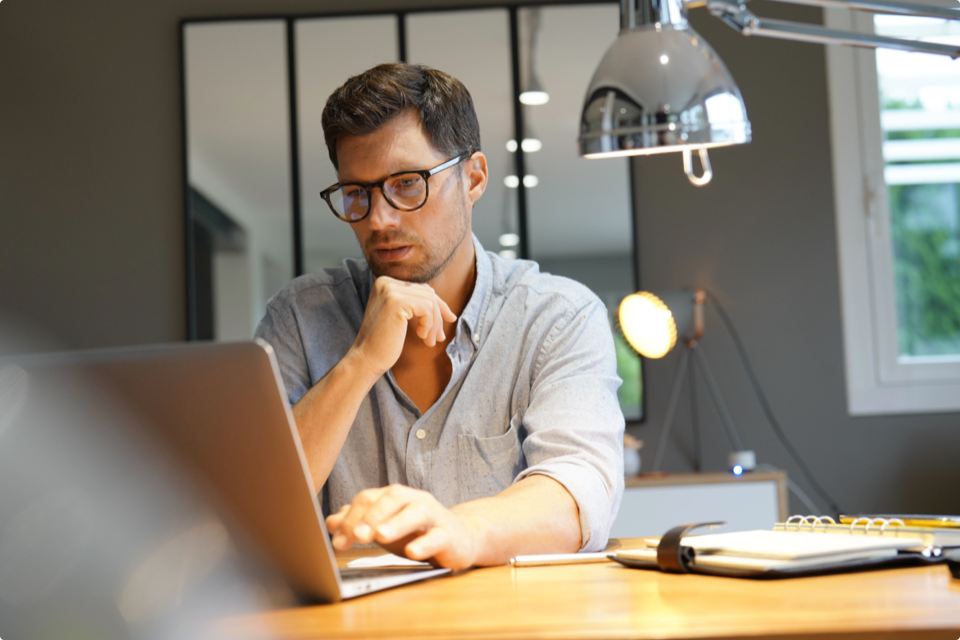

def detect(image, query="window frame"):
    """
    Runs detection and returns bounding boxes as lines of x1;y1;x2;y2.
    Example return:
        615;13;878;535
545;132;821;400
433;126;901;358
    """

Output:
825;4;960;415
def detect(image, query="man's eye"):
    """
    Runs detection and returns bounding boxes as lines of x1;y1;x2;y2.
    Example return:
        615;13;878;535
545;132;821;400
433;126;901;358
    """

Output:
399;177;419;188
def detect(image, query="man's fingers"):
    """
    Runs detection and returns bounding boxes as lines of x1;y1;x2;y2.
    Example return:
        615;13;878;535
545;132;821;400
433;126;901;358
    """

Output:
326;512;345;532
405;526;452;560
412;298;435;343
331;488;387;549
325;504;350;532
432;297;444;345
370;276;456;350
439;298;457;324
354;488;416;543
374;502;436;544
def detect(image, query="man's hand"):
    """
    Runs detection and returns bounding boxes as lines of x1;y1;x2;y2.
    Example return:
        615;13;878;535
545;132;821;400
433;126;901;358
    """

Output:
351;276;458;375
326;484;483;571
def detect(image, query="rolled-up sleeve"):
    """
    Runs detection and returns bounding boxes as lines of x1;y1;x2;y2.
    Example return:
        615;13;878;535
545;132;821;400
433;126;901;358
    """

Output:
514;299;625;552
254;299;311;407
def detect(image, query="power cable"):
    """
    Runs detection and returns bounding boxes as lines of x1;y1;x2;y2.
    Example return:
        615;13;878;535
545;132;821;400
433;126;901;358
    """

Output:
707;292;843;516
689;357;702;472
757;463;821;514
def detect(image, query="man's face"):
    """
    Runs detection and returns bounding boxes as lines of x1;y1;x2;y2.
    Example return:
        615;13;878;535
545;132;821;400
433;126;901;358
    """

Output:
335;110;474;284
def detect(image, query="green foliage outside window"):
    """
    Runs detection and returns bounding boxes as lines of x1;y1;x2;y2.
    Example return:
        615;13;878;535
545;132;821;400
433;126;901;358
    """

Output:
613;329;643;420
889;182;960;356
882;97;960;356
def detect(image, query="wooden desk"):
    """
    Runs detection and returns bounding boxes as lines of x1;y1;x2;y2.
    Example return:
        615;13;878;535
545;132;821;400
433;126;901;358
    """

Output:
213;539;960;640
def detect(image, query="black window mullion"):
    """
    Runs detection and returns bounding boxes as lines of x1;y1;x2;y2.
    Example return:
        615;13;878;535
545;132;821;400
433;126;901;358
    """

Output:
286;18;305;278
508;7;530;261
180;22;198;340
398;12;408;62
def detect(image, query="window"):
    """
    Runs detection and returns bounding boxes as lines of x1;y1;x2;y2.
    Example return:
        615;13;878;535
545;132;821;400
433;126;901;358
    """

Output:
825;4;960;414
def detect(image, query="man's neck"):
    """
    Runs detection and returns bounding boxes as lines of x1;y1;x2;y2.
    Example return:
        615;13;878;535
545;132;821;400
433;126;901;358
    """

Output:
393;234;476;414
427;234;477;319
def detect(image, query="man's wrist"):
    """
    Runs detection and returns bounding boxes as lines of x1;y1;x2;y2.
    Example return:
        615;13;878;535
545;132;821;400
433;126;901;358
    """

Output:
450;505;492;566
341;346;388;388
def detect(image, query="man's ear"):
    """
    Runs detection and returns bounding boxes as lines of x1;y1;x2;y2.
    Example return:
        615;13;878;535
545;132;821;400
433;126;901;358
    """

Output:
464;152;488;205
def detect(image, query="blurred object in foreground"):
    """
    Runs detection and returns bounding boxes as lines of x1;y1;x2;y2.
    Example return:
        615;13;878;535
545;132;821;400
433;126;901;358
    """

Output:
623;434;643;477
0;322;286;640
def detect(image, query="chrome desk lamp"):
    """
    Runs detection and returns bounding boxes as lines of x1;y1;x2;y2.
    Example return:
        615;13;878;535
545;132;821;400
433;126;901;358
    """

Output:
580;0;960;185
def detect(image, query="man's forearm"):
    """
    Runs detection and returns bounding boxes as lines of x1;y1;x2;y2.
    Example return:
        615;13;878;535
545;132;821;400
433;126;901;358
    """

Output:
450;474;582;566
292;350;382;491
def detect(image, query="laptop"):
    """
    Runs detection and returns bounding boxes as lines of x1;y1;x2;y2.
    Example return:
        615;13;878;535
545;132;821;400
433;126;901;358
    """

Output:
17;340;450;602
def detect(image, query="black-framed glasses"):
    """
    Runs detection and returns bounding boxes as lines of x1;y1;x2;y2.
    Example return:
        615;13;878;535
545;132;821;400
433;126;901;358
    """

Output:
320;153;471;223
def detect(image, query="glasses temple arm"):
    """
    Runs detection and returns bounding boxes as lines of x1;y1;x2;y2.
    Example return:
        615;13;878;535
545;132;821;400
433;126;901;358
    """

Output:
427;153;470;176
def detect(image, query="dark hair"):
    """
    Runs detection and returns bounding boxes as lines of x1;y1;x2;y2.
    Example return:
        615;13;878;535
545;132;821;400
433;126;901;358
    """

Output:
321;63;481;171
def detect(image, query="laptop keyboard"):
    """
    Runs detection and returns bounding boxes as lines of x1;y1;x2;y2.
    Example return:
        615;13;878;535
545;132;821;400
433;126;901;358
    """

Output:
339;566;439;582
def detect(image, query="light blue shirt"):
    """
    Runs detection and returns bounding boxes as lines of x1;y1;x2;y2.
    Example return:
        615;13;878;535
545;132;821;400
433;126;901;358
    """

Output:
255;235;625;551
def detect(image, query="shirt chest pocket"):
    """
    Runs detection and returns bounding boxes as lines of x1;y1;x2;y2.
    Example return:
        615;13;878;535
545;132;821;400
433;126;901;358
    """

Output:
456;416;526;503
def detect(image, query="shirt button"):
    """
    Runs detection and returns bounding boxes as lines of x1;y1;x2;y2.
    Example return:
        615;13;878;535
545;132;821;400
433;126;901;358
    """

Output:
416;429;426;440
473;333;480;343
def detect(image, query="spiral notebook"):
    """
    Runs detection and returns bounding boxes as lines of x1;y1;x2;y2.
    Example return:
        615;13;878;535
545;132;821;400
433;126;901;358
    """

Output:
777;515;960;548
612;516;955;578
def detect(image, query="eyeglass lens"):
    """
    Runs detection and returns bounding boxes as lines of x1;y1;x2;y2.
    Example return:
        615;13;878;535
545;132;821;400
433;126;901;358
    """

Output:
330;173;427;221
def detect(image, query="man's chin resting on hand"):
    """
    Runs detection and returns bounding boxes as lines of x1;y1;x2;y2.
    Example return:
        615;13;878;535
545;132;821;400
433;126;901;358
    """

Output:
255;62;625;570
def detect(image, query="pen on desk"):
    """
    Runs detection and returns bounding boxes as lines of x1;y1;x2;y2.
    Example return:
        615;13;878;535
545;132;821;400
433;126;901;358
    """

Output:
509;552;612;567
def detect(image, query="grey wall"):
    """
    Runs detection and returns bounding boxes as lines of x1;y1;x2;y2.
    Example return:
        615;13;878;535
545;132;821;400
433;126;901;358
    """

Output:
2;0;958;513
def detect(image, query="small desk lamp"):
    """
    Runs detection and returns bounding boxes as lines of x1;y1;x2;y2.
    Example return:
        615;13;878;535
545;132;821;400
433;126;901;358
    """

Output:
619;289;756;474
580;0;960;185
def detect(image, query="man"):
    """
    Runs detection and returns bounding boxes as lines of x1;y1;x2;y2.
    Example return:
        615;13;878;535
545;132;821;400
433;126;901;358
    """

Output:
255;63;624;571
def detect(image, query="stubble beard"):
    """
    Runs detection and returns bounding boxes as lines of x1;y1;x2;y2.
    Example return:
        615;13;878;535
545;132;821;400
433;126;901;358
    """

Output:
361;183;470;284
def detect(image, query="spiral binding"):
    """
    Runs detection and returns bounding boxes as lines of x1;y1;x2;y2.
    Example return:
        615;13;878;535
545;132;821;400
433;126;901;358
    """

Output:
775;515;947;558
779;515;907;534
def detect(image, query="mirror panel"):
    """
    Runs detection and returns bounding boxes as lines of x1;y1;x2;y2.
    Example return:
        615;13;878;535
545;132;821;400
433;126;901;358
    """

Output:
406;9;516;257
296;16;399;274
184;21;293;341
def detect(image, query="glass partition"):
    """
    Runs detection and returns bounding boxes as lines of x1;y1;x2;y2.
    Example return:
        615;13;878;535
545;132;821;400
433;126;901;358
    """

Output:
184;21;294;341
296;16;399;274
407;9;517;256
520;5;642;420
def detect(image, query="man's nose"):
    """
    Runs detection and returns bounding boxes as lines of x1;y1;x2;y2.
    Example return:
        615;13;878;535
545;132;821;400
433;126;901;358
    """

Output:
366;188;402;231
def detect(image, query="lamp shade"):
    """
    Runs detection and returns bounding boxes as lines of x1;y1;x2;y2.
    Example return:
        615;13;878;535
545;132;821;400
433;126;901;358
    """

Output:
619;292;677;359
619;289;703;358
579;23;751;158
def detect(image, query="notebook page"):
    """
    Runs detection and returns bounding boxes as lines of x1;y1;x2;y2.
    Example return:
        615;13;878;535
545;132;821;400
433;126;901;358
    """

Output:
615;546;901;570
681;529;926;560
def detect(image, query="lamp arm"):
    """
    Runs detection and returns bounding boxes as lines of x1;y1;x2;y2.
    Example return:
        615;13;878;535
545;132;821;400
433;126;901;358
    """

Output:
697;0;960;58
763;0;960;21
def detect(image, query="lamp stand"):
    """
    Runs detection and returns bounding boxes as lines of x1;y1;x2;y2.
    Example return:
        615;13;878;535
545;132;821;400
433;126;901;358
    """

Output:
650;338;746;472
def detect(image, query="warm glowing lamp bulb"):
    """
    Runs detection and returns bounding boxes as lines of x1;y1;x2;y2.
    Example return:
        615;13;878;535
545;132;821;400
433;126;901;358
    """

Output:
618;292;678;358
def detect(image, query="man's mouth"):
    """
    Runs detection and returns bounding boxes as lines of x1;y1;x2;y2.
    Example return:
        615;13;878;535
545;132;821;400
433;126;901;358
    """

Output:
374;245;413;262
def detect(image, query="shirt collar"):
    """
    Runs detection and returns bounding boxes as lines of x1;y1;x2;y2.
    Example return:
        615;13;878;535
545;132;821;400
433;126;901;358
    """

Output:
457;234;491;347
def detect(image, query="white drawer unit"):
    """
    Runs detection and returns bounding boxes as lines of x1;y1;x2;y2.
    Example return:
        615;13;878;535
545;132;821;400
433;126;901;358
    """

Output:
610;471;788;539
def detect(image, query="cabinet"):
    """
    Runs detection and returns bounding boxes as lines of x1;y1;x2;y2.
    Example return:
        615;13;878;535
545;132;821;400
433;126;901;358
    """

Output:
610;471;788;539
